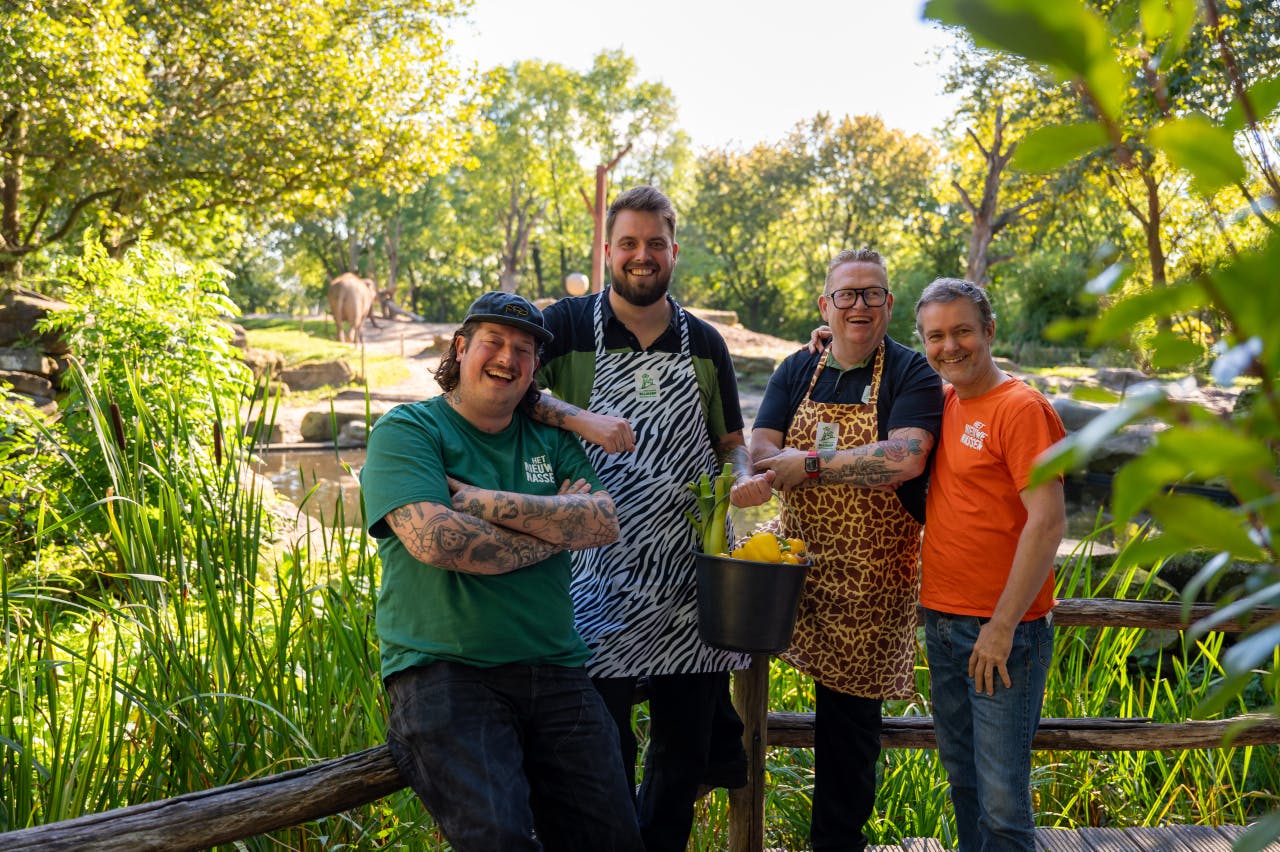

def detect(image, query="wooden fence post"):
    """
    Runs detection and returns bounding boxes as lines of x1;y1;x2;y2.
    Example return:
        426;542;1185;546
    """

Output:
728;653;770;852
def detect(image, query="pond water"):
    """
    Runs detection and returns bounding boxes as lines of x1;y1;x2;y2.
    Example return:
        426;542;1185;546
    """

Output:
256;447;367;524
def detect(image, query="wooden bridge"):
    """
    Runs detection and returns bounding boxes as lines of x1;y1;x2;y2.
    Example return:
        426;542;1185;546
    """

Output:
2;598;1279;851
872;824;1278;851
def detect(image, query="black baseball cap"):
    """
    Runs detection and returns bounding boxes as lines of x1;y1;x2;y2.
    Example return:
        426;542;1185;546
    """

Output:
463;292;554;345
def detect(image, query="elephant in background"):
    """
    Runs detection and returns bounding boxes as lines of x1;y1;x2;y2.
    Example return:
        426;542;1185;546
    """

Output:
328;273;380;343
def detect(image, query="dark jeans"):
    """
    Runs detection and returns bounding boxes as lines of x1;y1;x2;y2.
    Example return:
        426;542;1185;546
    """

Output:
385;661;643;852
811;682;883;852
593;670;744;852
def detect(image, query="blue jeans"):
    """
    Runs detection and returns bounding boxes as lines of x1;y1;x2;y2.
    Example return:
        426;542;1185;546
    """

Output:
924;609;1053;852
385;661;644;852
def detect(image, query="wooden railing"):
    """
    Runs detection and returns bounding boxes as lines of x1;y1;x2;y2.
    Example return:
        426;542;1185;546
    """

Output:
3;598;1278;852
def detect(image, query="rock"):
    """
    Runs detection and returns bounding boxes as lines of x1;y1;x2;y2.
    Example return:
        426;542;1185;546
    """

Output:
337;419;369;447
0;288;70;354
0;347;58;376
993;356;1021;374
243;419;284;444
1051;397;1109;432
732;353;779;390
226;322;247;349
1087;423;1166;474
300;408;382;442
242;347;286;382
1056;537;1117;570
0;369;54;399
687;307;740;326
281;360;354;391
1096;367;1149;393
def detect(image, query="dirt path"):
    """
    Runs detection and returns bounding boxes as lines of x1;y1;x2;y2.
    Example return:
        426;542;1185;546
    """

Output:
270;313;805;443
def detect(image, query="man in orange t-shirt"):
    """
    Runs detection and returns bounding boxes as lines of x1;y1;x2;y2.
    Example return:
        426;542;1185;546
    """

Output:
915;278;1066;852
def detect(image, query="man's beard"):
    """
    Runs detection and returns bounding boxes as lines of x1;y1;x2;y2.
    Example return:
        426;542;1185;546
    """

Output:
609;264;671;307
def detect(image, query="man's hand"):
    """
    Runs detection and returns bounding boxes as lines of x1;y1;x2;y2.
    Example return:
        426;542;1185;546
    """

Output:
558;477;592;494
576;411;636;454
754;448;813;491
969;620;1015;696
806;325;833;355
730;470;776;507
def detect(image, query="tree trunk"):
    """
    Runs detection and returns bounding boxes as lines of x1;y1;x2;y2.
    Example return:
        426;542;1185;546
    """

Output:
1;109;24;279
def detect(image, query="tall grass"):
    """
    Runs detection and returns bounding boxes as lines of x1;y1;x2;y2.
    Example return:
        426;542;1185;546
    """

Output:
4;366;1277;849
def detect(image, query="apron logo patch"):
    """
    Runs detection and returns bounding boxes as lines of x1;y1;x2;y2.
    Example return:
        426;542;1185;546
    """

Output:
816;422;840;452
635;368;661;401
524;453;555;483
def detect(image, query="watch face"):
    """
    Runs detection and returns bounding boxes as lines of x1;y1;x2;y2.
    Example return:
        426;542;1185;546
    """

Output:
805;455;819;474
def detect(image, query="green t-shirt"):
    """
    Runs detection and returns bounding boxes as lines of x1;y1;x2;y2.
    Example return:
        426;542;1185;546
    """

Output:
361;396;601;679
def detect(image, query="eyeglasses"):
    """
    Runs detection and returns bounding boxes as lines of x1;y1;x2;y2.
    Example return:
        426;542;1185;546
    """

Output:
826;287;889;309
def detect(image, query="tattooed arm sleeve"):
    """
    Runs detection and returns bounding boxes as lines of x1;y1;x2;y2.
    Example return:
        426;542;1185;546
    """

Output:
449;486;620;550
385;501;563;575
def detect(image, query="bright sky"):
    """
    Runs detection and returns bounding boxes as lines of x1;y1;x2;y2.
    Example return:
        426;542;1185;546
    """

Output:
450;0;962;150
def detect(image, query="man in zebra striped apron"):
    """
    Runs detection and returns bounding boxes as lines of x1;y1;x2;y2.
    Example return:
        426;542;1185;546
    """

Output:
535;186;753;852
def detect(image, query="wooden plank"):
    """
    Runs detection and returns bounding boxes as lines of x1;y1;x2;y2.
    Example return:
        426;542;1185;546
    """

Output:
764;712;1280;751
1120;825;1216;852
1209;824;1280;851
1077;826;1147;850
901;839;946;851
1036;827;1095;850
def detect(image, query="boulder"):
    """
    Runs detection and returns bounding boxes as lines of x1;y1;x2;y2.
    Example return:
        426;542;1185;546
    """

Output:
0;369;54;399
1087;423;1166;474
281;360;354;391
1096;367;1149;393
0;347;58;377
300;408;382;442
732;353;779;390
1051;397;1109;432
242;347;286;382
0;288;69;354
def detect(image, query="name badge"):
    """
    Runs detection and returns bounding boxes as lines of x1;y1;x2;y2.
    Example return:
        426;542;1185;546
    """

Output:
861;384;872;403
635;368;661;401
816;422;840;452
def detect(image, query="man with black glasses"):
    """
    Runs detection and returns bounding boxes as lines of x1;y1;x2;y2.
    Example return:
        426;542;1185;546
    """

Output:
732;248;942;851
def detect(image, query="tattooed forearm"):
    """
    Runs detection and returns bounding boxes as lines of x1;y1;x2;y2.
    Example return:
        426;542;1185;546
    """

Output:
817;435;928;487
531;397;581;430
452;488;619;548
388;503;560;575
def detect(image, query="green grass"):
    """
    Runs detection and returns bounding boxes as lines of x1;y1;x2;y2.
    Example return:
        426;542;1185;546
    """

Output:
239;320;410;401
4;369;1277;850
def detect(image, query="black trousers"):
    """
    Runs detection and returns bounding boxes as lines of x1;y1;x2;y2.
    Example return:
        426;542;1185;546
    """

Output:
593;671;743;852
811;682;883;852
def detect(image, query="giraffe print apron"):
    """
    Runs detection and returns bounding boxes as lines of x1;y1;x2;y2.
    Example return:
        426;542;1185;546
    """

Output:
778;341;921;699
570;292;750;677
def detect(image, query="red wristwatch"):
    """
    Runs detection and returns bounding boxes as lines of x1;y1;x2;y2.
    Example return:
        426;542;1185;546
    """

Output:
804;451;820;480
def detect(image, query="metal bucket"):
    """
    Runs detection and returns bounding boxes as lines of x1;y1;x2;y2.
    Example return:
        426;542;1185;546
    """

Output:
694;552;808;653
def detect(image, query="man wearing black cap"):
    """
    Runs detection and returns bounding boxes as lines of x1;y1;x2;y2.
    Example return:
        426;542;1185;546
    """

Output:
361;291;644;852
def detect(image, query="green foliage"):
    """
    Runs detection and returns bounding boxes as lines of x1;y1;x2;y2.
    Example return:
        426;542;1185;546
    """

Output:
35;239;252;529
934;0;1280;845
0;0;481;272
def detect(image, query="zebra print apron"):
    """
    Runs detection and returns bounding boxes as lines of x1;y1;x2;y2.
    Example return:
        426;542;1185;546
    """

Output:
570;292;750;677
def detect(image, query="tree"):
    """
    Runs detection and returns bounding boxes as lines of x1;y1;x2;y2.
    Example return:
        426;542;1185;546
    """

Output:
0;0;480;278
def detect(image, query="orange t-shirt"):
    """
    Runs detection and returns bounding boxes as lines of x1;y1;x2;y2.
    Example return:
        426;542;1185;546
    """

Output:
921;378;1066;620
